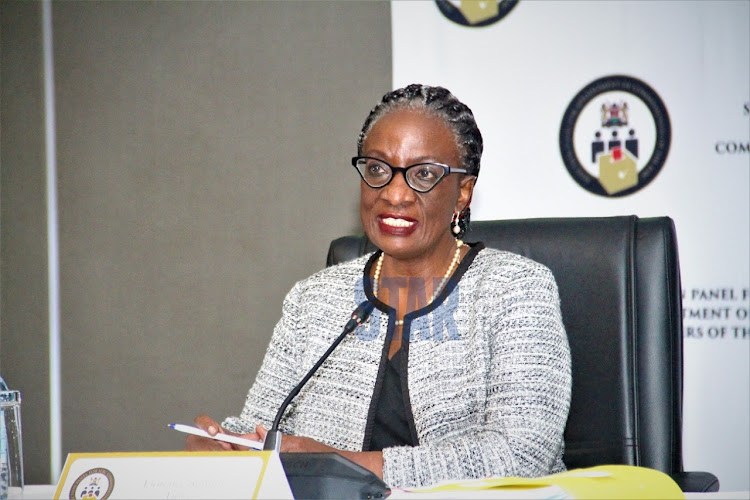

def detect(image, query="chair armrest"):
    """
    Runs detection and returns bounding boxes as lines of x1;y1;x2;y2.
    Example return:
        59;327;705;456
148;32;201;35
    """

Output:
671;471;720;492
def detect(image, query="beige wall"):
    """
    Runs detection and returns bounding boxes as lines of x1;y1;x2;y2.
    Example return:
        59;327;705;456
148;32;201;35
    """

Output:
1;0;391;483
0;0;52;485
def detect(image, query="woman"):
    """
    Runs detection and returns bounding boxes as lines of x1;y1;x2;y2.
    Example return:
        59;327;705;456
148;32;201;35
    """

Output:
186;84;571;488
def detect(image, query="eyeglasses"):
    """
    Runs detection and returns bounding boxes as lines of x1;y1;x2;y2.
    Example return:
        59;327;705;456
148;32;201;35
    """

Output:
352;156;470;193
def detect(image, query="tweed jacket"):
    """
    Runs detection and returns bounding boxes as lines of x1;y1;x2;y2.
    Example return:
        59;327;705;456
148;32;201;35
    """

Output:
223;244;572;488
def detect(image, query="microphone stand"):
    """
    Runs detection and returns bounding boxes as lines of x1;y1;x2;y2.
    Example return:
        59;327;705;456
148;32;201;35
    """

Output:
263;301;374;452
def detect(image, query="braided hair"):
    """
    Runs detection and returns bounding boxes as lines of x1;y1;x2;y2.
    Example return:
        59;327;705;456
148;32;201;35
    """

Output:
357;84;483;177
357;84;483;237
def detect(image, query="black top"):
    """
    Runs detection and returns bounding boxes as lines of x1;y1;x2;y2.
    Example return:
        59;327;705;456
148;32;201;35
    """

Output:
368;348;417;451
360;242;485;452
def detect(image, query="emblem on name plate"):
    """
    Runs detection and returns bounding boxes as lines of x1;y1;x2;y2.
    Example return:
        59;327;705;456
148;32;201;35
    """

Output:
69;468;115;500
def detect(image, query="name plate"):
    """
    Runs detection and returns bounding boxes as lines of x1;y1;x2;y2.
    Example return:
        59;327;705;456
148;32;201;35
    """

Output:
53;451;293;499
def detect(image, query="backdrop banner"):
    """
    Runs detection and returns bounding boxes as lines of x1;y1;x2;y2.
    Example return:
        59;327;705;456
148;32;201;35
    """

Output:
392;0;749;490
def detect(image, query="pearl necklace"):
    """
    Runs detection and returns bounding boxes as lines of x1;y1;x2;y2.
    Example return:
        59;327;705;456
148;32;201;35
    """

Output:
372;239;465;326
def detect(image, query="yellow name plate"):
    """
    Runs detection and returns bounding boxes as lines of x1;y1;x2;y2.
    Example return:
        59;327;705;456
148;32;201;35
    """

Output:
53;451;293;499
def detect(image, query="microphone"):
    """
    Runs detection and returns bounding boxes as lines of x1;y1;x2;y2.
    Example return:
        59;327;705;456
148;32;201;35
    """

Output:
263;300;375;452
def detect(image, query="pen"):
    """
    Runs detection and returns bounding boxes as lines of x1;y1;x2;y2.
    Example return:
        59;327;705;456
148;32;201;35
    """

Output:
168;423;264;450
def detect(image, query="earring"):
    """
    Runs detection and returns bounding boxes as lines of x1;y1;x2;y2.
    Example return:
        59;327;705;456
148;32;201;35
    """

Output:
452;212;461;235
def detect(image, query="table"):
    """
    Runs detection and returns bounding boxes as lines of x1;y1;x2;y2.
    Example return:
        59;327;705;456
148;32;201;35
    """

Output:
12;485;750;499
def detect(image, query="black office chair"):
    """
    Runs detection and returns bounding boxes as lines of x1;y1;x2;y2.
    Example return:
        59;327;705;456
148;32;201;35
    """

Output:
326;215;719;492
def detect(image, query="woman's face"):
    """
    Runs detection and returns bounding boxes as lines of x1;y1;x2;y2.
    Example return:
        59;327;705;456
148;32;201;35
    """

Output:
359;108;475;262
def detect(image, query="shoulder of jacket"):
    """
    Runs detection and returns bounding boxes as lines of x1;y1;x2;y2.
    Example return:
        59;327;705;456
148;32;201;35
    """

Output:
473;247;555;280
286;254;372;295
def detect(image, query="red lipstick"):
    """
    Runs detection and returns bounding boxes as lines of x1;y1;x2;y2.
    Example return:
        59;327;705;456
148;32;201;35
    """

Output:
377;214;418;236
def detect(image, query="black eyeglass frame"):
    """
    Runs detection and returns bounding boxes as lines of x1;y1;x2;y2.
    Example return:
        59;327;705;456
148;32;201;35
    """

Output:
351;156;471;193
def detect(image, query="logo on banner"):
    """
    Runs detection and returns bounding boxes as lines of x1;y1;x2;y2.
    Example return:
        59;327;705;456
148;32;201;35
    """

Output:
559;75;671;197
69;468;115;500
435;0;518;27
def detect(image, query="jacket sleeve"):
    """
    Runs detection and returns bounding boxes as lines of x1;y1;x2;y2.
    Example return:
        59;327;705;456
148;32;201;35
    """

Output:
221;282;306;434
382;263;572;488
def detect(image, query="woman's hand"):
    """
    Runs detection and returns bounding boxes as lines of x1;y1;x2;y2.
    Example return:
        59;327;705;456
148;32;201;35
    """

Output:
255;425;384;479
184;414;261;451
255;424;332;453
